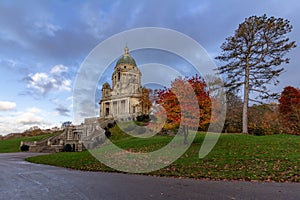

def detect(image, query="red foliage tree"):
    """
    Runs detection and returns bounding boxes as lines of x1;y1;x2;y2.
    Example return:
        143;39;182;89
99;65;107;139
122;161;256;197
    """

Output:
155;75;211;144
279;86;300;135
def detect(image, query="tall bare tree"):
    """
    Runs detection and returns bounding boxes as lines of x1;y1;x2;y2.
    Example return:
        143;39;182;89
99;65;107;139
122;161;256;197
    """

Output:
215;14;296;133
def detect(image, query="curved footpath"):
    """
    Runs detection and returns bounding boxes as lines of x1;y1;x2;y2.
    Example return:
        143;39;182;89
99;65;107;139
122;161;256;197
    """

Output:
0;153;299;200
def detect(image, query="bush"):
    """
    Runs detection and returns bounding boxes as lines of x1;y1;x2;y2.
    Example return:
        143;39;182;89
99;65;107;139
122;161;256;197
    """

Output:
136;114;150;122
62;144;73;152
107;123;114;129
105;130;111;138
20;145;30;151
250;128;265;136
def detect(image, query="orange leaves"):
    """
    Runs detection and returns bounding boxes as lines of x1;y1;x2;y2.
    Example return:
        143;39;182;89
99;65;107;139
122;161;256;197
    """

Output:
139;87;153;115
155;75;211;131
248;104;279;135
279;86;300;135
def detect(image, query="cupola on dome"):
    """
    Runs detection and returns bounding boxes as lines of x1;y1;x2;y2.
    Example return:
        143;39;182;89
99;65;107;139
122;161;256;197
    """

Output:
116;46;137;67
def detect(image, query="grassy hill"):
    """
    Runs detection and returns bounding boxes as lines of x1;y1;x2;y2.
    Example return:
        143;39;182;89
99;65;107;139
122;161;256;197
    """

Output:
26;127;300;182
0;132;60;153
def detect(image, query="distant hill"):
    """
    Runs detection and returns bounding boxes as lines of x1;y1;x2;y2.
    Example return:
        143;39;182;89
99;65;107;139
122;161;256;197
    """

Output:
0;132;61;153
0;129;63;141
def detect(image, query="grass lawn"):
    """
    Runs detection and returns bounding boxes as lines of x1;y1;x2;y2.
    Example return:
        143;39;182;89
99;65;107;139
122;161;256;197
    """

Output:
0;133;59;153
25;128;300;182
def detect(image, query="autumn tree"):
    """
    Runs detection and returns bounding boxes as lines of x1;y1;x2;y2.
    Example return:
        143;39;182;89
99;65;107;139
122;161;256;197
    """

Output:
279;86;300;135
223;92;243;133
248;103;279;135
216;14;296;134
156;75;211;144
138;87;153;115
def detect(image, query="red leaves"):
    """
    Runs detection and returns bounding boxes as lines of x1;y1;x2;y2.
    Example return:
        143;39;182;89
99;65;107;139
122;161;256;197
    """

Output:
279;86;300;135
155;75;211;131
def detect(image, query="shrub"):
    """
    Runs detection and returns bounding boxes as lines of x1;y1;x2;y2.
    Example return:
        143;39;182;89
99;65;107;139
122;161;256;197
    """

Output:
20;145;30;151
136;114;150;122
105;130;111;138
107;123;114;129
250;128;265;136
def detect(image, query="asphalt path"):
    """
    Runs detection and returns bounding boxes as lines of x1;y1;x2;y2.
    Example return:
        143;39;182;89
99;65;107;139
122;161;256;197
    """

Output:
0;153;299;200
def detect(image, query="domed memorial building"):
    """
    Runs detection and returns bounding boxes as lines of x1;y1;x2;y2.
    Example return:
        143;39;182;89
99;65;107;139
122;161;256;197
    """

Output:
99;46;143;120
21;46;146;153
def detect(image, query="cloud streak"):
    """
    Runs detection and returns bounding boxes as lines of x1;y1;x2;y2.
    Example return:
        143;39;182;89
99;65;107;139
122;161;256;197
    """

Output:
55;105;70;117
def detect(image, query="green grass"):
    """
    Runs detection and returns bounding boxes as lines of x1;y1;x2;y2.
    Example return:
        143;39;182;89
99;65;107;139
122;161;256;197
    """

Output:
26;132;300;182
109;123;133;142
0;133;59;153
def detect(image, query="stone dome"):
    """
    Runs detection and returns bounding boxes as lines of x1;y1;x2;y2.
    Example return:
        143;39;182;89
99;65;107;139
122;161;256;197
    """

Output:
116;46;137;67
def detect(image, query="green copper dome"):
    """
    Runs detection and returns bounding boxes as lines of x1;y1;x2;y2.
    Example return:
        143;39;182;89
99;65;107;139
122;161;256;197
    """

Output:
116;46;137;67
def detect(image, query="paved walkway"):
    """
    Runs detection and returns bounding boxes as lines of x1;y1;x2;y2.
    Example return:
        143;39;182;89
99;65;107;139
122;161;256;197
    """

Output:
0;152;299;200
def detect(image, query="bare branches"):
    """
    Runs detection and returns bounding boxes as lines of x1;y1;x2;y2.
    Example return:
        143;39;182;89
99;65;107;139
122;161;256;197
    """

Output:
216;14;296;101
215;15;296;133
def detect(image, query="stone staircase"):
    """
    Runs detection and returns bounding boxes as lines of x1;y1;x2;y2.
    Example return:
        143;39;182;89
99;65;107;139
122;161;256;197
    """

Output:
81;118;115;149
22;118;116;153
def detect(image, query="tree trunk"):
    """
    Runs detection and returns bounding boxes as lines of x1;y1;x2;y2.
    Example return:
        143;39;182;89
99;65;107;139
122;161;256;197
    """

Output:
183;125;188;144
243;65;250;134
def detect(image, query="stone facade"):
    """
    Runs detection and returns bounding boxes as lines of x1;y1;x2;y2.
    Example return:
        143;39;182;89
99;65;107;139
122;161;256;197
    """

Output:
99;46;143;120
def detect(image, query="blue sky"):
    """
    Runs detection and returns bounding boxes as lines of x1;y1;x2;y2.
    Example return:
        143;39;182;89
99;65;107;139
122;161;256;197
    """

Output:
0;0;300;135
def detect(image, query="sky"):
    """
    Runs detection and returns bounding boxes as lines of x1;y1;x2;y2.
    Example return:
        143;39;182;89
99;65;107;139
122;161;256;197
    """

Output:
0;0;300;135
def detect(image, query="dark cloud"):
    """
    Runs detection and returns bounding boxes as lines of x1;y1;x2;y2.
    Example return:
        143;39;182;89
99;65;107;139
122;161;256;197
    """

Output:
1;0;300;98
55;105;70;117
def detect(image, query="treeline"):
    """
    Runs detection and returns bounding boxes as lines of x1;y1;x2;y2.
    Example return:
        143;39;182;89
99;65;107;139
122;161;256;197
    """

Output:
225;86;300;135
142;77;300;136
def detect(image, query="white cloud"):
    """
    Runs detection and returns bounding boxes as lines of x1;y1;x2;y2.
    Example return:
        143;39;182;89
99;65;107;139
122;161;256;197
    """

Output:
34;22;61;37
27;107;42;113
0;107;53;135
26;65;71;95
60;79;71;91
16;112;44;125
27;72;53;93
13;107;45;125
50;64;68;74
0;101;16;111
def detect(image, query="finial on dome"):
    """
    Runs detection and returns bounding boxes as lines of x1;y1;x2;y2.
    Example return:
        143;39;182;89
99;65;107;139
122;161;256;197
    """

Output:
124;43;129;55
